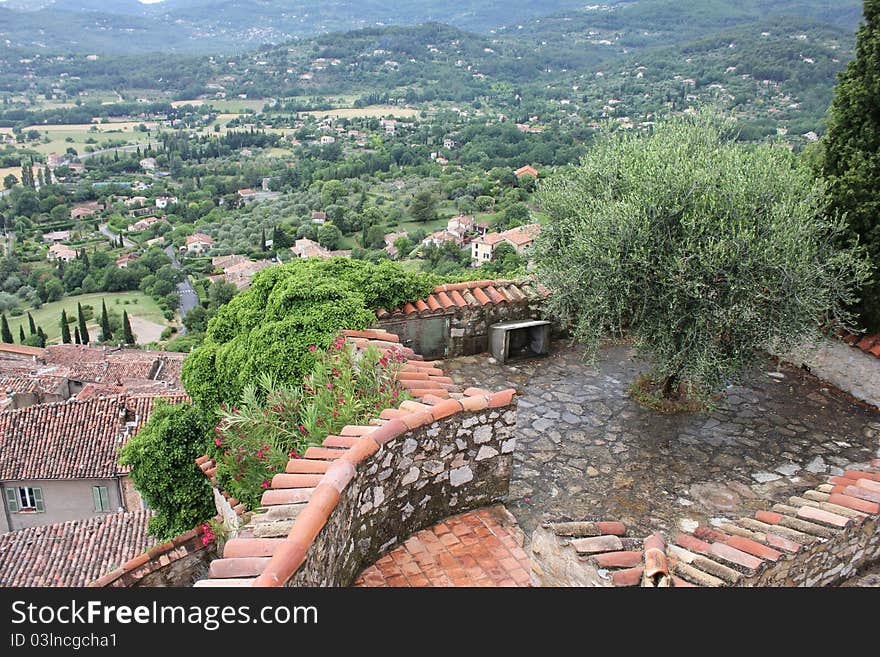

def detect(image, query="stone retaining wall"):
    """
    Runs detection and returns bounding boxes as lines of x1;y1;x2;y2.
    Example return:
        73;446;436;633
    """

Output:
772;333;880;408
289;405;517;586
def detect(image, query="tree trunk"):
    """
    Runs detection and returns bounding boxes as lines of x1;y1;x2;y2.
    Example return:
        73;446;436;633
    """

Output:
661;373;679;400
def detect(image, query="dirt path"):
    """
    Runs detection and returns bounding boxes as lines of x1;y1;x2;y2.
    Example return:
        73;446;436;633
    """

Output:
127;315;166;344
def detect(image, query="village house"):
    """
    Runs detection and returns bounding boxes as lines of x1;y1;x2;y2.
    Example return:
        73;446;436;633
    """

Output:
47;243;78;262
186;232;214;254
0;394;187;534
237;188;258;203
116;253;140;268
145;236;165;247
291;238;332;259
320;135;336;145
124;196;148;207
223;259;274;290
471;223;542;265
139;157;157;171
41;230;71;243
212;254;249;271
383;231;409;258
155;195;178;209
514;164;539;179
311;211;327;224
70;201;101;220
127;215;163;232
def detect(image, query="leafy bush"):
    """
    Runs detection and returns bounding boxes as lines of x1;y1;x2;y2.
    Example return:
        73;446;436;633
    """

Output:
118;401;216;540
211;340;410;508
182;257;436;407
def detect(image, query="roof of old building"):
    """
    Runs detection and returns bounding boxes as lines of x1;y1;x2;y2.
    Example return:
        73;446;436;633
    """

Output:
0;393;188;480
0;343;46;359
376;278;549;320
0;510;155;587
187;232;213;245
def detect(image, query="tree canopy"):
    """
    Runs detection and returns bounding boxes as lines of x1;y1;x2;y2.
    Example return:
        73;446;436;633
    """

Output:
822;0;880;329
536;112;871;399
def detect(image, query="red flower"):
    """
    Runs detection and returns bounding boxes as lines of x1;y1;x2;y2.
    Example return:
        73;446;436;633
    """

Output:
214;436;222;446
261;480;270;488
309;344;317;352
326;382;333;390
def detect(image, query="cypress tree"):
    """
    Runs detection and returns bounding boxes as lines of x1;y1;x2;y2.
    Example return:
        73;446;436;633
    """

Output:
77;302;89;345
1;313;12;343
261;226;267;252
74;326;81;344
122;310;134;345
60;309;71;344
823;0;880;329
18;325;25;343
27;311;36;335
36;326;46;348
100;299;112;341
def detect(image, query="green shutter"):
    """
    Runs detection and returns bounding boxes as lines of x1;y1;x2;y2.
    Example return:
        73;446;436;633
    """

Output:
32;487;44;512
4;487;18;513
99;486;109;511
92;486;102;511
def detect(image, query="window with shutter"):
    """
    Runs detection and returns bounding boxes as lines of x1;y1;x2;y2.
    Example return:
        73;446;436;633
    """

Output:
4;487;18;513
32;487;44;512
93;486;110;512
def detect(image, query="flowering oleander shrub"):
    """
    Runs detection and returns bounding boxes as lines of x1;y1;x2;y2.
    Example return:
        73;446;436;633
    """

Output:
211;337;409;508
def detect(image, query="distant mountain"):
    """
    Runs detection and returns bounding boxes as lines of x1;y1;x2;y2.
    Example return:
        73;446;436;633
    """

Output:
0;0;596;54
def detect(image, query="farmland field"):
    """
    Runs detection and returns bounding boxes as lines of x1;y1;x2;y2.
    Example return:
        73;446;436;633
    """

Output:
7;291;169;345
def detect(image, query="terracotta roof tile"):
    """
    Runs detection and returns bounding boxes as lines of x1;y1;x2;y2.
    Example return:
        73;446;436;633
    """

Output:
377;277;548;319
0;394;186;480
0;511;155;587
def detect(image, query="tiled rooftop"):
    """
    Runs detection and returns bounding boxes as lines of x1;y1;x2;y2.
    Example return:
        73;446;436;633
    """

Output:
376;278;549;320
0;510;155;587
0;393;188;480
354;506;532;587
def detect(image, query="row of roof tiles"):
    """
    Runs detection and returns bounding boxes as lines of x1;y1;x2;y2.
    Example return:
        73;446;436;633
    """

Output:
193;328;517;587
549;459;880;587
376;278;549;320
0;393;189;480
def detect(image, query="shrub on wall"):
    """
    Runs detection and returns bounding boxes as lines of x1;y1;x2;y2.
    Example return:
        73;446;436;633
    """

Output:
210;340;410;508
118;400;216;540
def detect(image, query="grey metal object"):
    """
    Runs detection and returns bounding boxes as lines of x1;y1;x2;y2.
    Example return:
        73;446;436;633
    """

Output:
489;319;551;363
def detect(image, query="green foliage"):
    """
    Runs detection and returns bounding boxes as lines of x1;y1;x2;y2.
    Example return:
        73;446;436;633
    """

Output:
536;112;872;397
410;190;438;222
823;0;880;330
77;302;90;345
99;299;112;342
117;401;215;541
60;309;71;344
0;313;12;344
122;310;134;344
181;258;436;407
211;341;409;508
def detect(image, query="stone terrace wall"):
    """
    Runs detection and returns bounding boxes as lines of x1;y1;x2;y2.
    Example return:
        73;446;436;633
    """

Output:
749;515;879;586
528;462;880;588
772;333;880;408
289;406;516;586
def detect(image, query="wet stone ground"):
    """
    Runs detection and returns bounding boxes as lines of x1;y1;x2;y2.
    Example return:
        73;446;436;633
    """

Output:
444;341;880;541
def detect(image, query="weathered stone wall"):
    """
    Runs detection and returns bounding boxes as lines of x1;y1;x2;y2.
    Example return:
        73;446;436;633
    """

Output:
288;404;517;586
133;543;218;587
448;302;546;357
213;488;243;538
746;516;880;586
772;334;880;408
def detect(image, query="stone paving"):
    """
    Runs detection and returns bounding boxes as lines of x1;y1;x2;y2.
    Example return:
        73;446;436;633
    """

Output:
443;340;880;540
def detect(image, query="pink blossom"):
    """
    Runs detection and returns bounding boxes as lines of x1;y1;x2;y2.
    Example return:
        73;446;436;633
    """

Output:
261;480;270;489
326;382;333;390
214;436;222;447
309;344;317;352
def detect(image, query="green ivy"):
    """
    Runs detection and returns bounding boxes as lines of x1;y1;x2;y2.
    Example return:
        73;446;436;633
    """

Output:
182;257;436;408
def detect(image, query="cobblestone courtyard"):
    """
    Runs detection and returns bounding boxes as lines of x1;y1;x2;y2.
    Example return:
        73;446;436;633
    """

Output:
444;341;880;540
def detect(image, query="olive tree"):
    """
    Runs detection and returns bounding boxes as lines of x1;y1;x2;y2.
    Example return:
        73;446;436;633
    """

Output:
535;113;871;400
